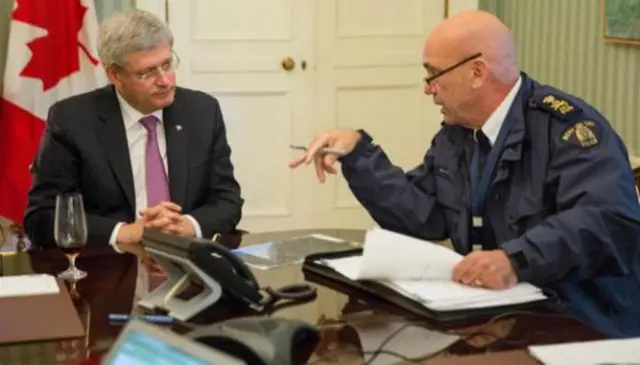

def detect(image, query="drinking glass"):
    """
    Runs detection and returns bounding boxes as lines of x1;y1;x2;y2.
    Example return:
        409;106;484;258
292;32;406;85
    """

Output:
54;193;88;281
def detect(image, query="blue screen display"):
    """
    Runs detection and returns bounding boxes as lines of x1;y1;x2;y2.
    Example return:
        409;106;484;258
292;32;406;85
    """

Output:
108;330;210;365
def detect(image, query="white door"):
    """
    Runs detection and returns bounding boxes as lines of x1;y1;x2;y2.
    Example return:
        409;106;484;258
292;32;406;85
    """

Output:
165;0;316;233
139;0;459;233
311;0;447;229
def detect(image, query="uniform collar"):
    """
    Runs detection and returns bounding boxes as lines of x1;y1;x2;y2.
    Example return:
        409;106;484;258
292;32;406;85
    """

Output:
115;90;164;130
478;75;522;145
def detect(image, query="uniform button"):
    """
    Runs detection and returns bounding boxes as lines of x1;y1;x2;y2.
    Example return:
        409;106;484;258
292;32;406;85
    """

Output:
509;223;518;231
494;194;502;201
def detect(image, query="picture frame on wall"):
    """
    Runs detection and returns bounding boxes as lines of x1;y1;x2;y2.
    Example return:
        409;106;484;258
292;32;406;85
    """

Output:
601;0;640;45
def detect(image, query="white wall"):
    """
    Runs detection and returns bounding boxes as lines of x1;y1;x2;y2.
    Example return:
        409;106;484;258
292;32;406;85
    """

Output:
447;0;479;16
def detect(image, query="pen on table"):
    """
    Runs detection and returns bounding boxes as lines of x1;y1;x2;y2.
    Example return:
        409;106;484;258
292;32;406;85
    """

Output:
108;313;173;324
289;144;347;157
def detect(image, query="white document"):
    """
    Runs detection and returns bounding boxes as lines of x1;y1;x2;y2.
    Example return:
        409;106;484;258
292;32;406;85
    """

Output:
318;228;546;311
355;228;463;280
388;279;546;311
528;338;640;365
321;255;362;281
0;274;60;298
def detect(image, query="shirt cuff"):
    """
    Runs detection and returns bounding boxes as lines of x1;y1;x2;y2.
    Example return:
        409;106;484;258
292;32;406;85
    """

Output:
109;222;125;253
184;214;202;238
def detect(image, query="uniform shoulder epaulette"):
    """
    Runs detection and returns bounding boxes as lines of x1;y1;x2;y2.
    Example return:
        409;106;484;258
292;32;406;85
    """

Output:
530;90;582;122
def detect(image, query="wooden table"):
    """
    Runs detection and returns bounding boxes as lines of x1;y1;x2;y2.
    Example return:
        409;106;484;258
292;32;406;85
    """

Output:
0;229;606;364
425;350;539;364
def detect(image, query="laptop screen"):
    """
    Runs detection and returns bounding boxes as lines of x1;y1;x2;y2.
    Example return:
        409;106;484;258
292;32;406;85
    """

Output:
102;319;246;365
109;329;209;365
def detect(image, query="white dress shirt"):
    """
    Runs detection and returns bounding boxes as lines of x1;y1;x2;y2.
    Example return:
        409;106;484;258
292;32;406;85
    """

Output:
108;92;202;252
477;75;523;145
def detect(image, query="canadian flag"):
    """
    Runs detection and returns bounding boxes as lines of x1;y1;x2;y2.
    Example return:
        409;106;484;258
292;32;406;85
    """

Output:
0;0;106;224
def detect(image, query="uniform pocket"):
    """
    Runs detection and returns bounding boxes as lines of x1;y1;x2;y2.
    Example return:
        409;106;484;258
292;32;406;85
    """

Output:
434;166;460;211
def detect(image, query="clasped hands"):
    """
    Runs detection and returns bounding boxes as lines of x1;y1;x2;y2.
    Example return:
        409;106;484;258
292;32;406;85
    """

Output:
139;201;196;237
452;250;518;290
116;201;196;274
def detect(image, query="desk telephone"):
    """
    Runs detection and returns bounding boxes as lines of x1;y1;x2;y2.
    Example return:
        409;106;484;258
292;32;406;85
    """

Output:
190;237;317;311
140;229;317;319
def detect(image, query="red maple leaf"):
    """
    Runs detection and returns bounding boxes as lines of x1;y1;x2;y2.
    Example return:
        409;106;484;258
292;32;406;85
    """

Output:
12;0;99;91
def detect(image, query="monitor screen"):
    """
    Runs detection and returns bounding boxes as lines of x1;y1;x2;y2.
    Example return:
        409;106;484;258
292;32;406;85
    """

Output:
102;319;245;365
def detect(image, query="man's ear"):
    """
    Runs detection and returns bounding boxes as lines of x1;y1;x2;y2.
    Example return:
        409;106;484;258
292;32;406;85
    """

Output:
470;59;487;89
105;65;121;86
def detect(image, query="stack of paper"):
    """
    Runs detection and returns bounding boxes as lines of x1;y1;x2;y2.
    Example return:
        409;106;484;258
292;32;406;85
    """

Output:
388;279;546;311
318;228;547;311
0;274;60;298
528;338;640;364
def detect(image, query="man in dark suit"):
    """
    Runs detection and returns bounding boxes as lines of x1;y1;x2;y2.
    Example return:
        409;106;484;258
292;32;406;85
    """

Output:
24;9;243;266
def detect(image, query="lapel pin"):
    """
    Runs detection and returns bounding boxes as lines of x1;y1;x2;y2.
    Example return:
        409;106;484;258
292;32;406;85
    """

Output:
176;125;182;131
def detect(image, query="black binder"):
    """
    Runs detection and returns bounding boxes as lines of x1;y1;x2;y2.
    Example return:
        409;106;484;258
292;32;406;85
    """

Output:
303;248;557;325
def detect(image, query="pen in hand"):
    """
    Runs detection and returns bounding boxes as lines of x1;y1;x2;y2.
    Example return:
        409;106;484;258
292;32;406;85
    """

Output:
289;144;347;157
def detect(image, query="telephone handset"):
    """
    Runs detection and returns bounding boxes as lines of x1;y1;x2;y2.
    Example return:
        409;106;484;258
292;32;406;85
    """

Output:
189;240;263;304
185;236;317;314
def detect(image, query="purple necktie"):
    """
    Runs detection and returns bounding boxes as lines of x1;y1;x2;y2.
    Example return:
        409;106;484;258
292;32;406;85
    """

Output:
140;116;170;208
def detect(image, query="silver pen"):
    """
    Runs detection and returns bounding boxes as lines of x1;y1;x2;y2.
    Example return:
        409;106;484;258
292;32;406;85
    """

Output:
289;144;347;157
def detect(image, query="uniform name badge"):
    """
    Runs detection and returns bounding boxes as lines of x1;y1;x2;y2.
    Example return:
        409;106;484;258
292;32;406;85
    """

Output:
472;216;483;227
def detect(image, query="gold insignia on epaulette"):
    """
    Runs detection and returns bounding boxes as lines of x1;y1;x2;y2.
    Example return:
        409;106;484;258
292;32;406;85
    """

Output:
543;94;575;115
561;120;599;148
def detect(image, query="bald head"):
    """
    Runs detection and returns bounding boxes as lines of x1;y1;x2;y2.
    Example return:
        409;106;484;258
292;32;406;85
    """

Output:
425;10;519;84
421;11;520;128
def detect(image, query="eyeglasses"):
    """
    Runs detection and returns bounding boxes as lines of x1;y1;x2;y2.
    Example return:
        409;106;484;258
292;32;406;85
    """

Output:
114;51;180;83
423;52;482;85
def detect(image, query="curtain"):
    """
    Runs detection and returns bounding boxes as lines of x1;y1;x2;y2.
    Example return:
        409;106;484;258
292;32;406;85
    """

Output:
0;0;12;84
94;0;136;22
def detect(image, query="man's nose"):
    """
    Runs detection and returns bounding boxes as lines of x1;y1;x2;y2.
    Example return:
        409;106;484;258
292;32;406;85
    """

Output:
424;82;436;95
155;70;172;86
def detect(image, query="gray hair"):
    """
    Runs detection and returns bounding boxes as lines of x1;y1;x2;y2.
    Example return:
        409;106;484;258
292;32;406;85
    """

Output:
98;9;174;67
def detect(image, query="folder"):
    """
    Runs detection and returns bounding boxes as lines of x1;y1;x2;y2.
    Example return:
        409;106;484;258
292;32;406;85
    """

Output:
0;278;85;344
303;248;556;324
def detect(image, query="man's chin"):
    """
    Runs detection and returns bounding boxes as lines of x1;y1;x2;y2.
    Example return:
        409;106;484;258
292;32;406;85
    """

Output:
153;90;175;108
441;114;455;125
440;115;465;127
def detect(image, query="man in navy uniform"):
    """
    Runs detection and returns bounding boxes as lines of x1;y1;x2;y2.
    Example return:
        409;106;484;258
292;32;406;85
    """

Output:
290;11;640;337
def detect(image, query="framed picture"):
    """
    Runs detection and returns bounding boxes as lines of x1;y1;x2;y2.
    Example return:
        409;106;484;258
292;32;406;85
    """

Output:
601;0;640;45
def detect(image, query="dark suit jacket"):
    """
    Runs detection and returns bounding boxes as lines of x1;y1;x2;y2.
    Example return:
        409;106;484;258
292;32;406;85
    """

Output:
25;85;244;249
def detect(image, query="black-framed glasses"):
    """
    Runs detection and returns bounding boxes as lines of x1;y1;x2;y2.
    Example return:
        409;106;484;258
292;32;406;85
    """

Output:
423;52;482;85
